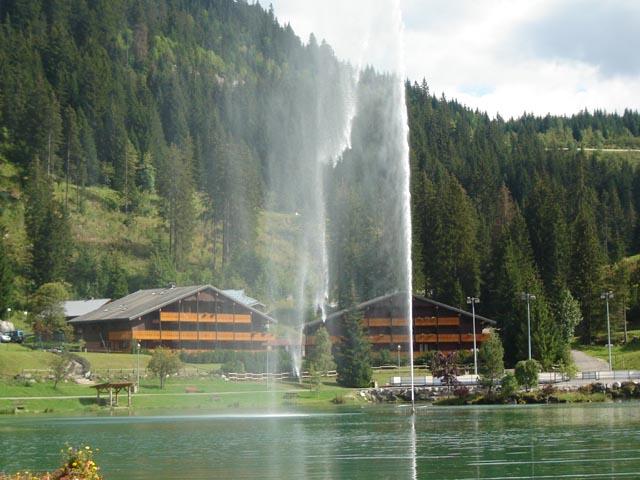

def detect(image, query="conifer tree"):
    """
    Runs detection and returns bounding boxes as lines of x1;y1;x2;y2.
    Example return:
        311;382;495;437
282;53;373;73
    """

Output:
25;160;72;287
335;288;372;388
305;324;336;374
569;188;605;343
0;229;13;313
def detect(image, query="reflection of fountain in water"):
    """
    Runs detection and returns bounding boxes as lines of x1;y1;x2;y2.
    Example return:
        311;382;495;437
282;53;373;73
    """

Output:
409;413;417;480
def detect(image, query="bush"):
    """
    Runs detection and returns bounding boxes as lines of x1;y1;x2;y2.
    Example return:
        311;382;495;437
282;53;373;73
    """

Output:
147;348;181;388
453;385;470;399
371;349;395;367
415;351;436;367
221;360;245;374
3;445;102;479
514;359;541;391
500;372;518;398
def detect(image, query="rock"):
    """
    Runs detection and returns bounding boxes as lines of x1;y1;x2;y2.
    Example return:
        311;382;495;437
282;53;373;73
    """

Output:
0;320;15;333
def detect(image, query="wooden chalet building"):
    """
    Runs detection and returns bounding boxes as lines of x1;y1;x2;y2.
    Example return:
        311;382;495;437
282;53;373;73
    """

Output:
305;292;495;357
69;285;275;352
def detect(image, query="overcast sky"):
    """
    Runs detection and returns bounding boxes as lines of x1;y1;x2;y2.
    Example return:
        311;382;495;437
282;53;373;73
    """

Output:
269;0;640;119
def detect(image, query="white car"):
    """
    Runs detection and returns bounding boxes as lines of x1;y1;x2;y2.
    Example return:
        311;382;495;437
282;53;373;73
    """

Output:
0;332;11;343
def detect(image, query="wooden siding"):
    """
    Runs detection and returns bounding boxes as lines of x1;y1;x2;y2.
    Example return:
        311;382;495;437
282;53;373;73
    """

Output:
414;316;460;327
367;318;392;327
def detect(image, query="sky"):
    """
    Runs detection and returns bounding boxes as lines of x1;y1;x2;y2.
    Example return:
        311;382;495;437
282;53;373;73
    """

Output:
269;0;640;119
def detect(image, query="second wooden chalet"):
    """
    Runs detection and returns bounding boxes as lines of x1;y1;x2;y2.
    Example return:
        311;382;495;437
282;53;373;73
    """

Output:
304;292;495;357
69;285;275;352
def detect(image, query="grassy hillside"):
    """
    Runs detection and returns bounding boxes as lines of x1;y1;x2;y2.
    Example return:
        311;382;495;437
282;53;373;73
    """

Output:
1;156;299;308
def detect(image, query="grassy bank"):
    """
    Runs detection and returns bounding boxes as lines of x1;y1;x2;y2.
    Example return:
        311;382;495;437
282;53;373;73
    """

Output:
0;376;361;415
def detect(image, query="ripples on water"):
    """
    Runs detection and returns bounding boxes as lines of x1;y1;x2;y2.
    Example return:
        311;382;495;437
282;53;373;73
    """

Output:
2;404;640;479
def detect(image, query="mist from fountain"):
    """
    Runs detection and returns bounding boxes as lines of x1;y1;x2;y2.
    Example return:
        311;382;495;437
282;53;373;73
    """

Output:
262;2;414;388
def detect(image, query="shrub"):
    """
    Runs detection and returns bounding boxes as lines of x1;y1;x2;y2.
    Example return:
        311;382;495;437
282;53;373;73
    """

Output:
147;348;181;388
453;385;470;399
3;445;102;480
500;372;518;398
514;359;541;391
221;359;245;374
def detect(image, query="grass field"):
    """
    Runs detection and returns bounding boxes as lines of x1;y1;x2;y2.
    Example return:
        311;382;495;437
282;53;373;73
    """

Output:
0;344;362;414
0;373;359;414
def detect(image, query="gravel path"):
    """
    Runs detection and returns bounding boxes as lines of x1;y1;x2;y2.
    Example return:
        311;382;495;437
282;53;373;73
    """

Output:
571;350;610;372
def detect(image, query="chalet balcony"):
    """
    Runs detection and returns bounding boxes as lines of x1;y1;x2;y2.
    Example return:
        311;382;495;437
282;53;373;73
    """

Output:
159;311;252;324
108;330;273;342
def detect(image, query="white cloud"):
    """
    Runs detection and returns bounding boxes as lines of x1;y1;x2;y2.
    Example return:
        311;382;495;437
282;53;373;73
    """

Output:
269;0;640;118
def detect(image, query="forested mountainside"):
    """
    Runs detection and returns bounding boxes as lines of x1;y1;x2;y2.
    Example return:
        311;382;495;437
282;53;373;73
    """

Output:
408;83;640;364
2;0;640;367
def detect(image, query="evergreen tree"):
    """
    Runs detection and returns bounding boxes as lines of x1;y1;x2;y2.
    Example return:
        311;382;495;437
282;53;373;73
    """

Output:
417;169;479;305
0;229;13;313
24;160;72;287
160;142;196;269
569;187;605;343
478;332;504;394
335;290;372;388
29;282;72;341
526;178;570;293
305;324;336;374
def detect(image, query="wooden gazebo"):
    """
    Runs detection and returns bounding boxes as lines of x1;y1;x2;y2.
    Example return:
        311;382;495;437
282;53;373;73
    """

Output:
92;382;134;407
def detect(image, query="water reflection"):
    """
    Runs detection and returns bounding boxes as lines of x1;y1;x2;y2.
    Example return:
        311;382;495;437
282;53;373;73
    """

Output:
4;404;640;479
409;413;417;480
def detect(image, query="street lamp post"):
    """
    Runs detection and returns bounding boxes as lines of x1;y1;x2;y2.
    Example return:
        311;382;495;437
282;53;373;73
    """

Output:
601;291;614;371
397;344;401;369
5;307;11;321
466;297;480;377
136;342;141;389
520;293;537;361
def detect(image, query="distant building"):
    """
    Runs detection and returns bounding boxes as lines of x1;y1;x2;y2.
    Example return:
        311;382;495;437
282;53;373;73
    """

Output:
69;285;275;352
63;299;111;322
304;292;495;357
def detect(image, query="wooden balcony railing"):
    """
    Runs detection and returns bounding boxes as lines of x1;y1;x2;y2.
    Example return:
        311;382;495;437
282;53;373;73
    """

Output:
159;312;252;324
108;330;273;343
414;316;460;327
367;318;391;327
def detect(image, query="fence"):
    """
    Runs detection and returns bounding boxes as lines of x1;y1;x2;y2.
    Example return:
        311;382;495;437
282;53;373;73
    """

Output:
578;371;640;382
225;370;337;382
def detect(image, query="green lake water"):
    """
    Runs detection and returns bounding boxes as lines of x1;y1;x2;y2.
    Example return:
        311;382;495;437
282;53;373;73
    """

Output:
2;403;640;479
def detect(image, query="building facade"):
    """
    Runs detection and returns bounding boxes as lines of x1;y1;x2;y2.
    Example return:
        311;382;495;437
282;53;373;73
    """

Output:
70;285;275;352
305;293;494;357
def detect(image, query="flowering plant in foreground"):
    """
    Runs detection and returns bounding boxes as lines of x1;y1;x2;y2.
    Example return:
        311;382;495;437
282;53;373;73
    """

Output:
1;445;102;480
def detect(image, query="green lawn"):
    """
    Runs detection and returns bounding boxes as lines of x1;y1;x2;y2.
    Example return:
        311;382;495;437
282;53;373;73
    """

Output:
77;351;151;370
0;343;57;376
0;344;364;414
0;374;362;414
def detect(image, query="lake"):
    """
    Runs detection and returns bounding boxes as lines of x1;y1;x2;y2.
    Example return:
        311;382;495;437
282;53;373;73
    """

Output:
2;403;640;479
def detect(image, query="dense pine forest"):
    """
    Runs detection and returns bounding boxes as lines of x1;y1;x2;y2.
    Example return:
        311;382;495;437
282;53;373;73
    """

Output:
2;0;640;367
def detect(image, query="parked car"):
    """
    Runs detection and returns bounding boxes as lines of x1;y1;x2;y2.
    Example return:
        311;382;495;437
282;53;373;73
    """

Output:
10;330;24;343
0;332;11;343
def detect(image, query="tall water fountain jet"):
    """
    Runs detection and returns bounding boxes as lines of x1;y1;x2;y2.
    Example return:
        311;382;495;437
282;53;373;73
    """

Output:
263;2;415;392
262;53;359;378
391;0;416;411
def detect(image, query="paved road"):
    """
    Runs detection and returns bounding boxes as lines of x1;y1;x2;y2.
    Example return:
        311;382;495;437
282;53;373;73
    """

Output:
571;350;609;372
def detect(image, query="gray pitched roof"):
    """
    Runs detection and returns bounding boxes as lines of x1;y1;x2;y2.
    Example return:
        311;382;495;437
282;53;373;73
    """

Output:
221;289;265;309
69;285;275;324
309;291;496;328
63;299;111;318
